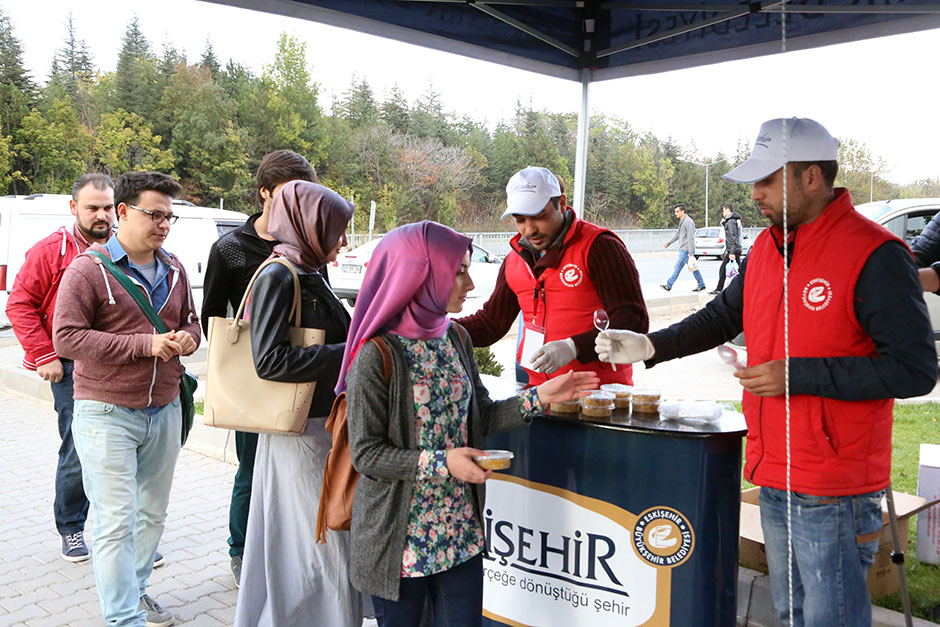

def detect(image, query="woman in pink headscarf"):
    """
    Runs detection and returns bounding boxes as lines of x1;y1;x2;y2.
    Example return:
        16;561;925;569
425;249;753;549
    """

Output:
234;180;361;627
340;221;597;627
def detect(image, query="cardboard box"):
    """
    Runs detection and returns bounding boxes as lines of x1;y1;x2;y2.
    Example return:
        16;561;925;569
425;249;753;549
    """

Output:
739;487;938;598
916;444;940;564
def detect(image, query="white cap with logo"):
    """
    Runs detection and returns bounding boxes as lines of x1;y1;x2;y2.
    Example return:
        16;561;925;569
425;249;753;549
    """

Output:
502;166;562;219
723;118;840;184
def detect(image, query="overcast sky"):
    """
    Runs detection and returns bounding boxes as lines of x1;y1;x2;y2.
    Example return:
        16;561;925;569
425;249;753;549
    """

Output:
5;1;940;184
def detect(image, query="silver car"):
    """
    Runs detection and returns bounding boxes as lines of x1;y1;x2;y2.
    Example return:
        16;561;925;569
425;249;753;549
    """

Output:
693;227;752;260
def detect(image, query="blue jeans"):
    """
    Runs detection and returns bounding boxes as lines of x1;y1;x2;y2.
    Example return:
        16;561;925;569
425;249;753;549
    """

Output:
373;553;483;627
72;398;182;627
665;250;705;289
51;360;89;535
760;487;883;627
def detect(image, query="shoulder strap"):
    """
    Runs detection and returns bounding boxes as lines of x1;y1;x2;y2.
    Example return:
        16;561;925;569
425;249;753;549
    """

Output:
88;251;167;334
233;257;303;328
368;336;393;383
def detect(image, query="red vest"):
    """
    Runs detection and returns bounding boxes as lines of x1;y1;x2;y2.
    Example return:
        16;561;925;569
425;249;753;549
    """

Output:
742;189;897;496
505;218;633;386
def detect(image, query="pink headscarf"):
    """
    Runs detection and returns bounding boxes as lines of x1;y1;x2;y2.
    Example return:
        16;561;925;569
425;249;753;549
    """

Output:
268;180;354;272
335;221;472;393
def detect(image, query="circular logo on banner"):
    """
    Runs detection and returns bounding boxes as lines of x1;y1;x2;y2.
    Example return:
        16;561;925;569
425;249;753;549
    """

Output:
802;277;833;312
559;263;584;287
632;507;695;568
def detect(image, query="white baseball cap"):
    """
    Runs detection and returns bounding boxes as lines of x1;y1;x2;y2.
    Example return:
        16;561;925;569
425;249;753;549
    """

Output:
724;118;840;184
502;166;562;219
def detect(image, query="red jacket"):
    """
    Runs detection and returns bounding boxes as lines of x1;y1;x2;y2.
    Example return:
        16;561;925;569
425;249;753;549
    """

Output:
52;243;201;409
6;226;92;369
742;189;897;496
505;218;633;386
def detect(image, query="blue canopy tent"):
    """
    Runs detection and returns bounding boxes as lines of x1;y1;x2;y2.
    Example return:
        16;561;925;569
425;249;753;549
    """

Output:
201;0;940;210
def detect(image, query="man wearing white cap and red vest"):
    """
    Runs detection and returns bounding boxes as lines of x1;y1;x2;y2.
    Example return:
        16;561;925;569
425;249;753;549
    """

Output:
595;118;936;626
457;166;647;386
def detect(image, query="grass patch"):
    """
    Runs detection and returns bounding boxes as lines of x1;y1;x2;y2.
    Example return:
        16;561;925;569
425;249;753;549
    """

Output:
737;402;940;621
195;400;204;415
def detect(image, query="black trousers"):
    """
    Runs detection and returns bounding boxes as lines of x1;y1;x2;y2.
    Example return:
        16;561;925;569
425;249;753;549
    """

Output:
715;248;742;291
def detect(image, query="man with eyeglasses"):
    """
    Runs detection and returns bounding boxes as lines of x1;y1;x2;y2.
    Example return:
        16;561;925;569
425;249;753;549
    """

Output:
53;171;201;627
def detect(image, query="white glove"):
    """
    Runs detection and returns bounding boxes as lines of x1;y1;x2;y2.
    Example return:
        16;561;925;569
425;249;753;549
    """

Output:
595;330;655;364
530;338;577;374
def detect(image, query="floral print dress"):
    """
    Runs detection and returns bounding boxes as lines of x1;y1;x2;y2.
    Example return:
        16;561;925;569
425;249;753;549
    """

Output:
397;332;541;578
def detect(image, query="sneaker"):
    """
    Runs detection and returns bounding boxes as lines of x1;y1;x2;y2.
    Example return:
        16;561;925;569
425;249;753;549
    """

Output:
659;284;671;291
138;594;174;627
693;285;706;292
709;289;721;295
61;531;90;563
153;552;165;569
231;555;243;588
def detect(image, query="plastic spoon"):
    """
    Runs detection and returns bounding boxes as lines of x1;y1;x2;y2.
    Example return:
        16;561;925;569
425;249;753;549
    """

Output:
716;344;744;370
593;308;617;371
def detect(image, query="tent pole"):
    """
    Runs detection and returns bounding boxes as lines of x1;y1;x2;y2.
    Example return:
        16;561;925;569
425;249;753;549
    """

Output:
573;68;591;219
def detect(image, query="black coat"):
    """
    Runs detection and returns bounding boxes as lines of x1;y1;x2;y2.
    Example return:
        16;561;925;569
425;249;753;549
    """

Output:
721;211;743;254
249;261;350;418
912;210;940;270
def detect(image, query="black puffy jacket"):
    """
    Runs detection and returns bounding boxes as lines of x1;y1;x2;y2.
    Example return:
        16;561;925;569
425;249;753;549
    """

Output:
721;211;743;254
912;210;940;269
249;261;351;419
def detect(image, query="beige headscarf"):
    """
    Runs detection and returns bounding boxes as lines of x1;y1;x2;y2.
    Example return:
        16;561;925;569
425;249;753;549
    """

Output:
268;180;354;272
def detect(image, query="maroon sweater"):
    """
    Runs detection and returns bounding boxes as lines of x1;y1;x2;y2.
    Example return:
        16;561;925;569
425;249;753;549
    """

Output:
457;232;648;360
52;244;201;409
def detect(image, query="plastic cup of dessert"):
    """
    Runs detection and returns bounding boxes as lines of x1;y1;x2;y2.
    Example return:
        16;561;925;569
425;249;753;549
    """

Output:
472;450;514;470
580;390;616;418
631;388;662;414
600;383;633;409
551;399;582;414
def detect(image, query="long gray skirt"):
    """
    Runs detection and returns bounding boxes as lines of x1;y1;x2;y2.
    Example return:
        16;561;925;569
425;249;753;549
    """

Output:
234;418;362;627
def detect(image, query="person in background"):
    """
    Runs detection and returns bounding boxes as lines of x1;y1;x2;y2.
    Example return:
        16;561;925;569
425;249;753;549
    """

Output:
341;221;598;627
456;166;647;387
910;210;940;294
596;118;936;627
6;174;114;564
200;149;317;587
710;202;743;294
660;203;706;292
233;180;360;627
54;171;199;627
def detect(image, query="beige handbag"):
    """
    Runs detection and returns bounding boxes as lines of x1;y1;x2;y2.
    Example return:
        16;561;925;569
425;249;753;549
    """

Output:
203;257;326;435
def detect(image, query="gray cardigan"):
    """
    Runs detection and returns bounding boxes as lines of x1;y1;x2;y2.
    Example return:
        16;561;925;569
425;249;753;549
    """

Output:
666;214;696;252
346;323;529;601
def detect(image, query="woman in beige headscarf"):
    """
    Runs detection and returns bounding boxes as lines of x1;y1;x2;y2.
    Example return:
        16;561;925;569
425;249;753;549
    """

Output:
234;180;361;627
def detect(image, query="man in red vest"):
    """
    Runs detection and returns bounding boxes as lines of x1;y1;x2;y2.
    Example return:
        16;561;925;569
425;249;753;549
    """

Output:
457;166;647;386
595;118;937;626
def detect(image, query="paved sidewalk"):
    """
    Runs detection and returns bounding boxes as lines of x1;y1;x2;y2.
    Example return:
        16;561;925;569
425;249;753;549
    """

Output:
0;389;239;626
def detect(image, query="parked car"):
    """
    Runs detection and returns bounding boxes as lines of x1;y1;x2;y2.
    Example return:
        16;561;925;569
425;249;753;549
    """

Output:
330;237;504;305
857;197;940;354
0;194;247;324
693;227;752;260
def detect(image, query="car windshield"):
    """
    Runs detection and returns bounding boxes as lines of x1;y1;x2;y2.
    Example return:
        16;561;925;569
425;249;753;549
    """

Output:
695;228;720;238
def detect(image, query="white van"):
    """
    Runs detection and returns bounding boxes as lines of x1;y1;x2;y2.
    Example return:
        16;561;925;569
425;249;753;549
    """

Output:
0;194;247;325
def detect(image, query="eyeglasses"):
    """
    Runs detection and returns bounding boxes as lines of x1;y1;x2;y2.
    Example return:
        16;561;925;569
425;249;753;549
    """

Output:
127;204;178;225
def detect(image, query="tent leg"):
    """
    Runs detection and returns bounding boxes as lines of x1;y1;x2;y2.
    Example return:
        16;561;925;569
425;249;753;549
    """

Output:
885;484;913;627
572;68;591;219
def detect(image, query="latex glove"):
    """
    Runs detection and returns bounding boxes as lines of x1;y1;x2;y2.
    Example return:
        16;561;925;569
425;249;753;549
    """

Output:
595;329;655;365
530;338;577;374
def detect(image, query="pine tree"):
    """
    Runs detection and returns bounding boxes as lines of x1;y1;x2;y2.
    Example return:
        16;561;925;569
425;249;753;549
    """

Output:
380;85;409;134
48;13;94;101
109;16;159;118
199;40;220;79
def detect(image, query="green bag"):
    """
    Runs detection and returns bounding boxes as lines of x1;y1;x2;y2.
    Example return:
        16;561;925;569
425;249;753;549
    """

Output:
89;251;197;445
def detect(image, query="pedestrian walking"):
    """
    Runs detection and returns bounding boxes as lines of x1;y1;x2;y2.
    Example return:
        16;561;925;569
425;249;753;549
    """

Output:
661;203;706;292
710;202;743;294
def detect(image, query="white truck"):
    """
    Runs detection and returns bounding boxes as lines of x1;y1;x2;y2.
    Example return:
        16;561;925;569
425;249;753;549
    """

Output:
0;194;248;326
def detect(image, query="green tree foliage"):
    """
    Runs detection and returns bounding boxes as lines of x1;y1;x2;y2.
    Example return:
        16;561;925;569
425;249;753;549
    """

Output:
16;97;91;193
93;109;174;177
261;34;326;165
0;14;916;227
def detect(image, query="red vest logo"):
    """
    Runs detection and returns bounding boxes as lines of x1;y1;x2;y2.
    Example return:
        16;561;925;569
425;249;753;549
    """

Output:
559;263;584;287
802;277;832;312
